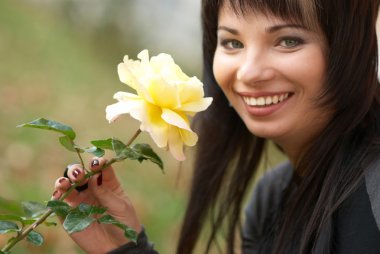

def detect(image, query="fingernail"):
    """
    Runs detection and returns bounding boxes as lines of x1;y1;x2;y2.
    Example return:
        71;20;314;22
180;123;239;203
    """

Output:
97;173;103;186
73;169;81;178
91;159;100;168
58;178;66;184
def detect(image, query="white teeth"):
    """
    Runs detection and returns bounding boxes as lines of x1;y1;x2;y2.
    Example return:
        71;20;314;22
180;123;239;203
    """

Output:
243;93;290;106
249;97;257;106
273;95;279;104
257;97;265;106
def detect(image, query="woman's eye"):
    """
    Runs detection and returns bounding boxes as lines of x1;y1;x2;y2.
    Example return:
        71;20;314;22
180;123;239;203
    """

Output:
221;39;244;49
279;38;303;48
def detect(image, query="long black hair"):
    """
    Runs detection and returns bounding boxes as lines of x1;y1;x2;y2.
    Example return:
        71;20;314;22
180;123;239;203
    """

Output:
177;0;380;253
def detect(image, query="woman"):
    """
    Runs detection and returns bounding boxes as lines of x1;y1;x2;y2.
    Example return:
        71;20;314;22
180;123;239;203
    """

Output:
53;0;380;253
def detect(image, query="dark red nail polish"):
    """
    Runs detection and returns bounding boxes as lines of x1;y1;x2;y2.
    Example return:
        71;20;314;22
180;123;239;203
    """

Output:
73;169;80;178
97;173;103;186
59;178;65;184
91;159;100;168
52;190;58;197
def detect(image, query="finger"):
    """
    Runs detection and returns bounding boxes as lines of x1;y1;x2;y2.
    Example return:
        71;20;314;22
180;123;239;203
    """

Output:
53;176;83;206
66;164;87;184
51;190;62;200
90;157;116;182
54;177;71;192
89;157;119;185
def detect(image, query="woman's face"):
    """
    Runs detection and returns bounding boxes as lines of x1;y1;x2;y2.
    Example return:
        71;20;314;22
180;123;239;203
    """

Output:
213;6;330;159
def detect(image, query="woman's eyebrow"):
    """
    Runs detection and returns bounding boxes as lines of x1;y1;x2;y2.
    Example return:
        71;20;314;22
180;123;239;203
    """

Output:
217;26;239;35
266;24;307;33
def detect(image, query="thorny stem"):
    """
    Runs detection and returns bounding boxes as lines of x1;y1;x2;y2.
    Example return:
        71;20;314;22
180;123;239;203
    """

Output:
1;129;142;253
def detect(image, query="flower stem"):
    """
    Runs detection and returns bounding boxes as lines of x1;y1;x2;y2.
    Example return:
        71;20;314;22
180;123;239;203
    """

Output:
75;147;86;172
126;129;141;146
1;128;142;253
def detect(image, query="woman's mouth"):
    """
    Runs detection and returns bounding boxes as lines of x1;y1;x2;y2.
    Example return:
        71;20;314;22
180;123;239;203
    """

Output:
242;92;291;107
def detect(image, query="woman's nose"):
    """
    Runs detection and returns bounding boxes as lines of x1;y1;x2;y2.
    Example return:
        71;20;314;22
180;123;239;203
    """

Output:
236;51;275;84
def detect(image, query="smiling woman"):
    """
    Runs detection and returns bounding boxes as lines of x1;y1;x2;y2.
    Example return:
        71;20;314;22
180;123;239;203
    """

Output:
213;10;329;161
178;0;380;253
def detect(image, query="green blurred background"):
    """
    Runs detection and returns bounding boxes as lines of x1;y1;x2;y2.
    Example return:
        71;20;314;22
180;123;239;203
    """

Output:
0;0;202;253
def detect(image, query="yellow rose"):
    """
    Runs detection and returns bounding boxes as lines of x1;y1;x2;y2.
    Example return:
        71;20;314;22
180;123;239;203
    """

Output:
106;50;213;161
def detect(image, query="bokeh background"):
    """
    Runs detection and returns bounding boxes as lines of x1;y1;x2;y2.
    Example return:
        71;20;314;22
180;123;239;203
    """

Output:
0;1;203;253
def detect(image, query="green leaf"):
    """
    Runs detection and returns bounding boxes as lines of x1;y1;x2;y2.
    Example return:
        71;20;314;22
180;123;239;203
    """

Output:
46;200;71;217
0;221;19;234
63;211;95;234
116;147;140;161
47;200;71;215
90;139;114;150
27;230;44;246
131;144;164;171
124;227;138;241
17;118;76;140
22;201;48;218
98;215;137;242
110;139;164;171
0;214;24;223
112;138;128;157
78;203;106;216
59;136;77;152
0;215;40;226
84;146;105;157
111;138;140;161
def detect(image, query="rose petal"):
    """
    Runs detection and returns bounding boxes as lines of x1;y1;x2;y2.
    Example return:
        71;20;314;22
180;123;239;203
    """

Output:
106;92;143;122
148;77;179;108
161;108;191;131
167;126;186;161
178;97;213;112
178;78;205;103
118;62;139;91
180;129;198;146
139;103;169;148
106;101;133;123
138;50;150;65
113;91;140;101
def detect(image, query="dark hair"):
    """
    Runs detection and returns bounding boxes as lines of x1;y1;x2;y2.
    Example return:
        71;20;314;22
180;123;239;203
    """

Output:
177;0;380;253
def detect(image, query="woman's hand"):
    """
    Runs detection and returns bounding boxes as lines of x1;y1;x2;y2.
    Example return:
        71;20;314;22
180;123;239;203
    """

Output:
52;157;142;254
